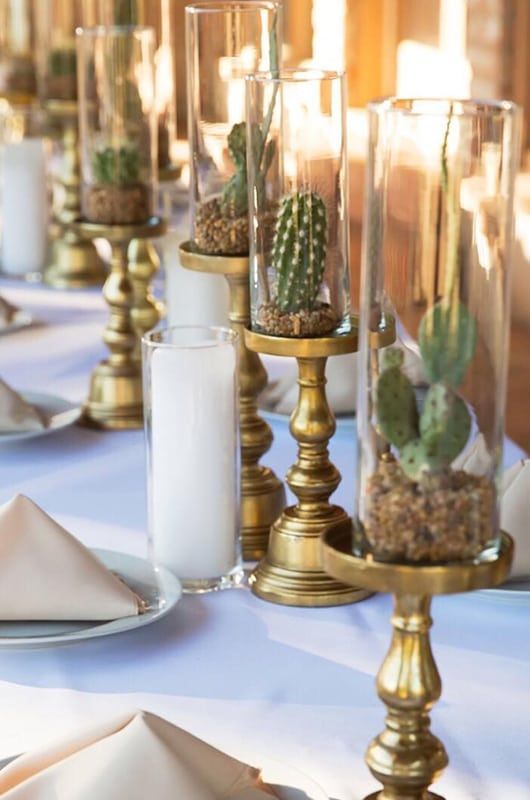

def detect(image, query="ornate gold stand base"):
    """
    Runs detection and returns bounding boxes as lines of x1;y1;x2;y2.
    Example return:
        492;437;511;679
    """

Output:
245;327;370;607
44;103;106;290
179;242;285;561
45;234;106;290
322;520;514;799
73;217;165;430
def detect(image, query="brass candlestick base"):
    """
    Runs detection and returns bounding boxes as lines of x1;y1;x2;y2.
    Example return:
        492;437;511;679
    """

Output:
244;327;370;607
322;520;514;799
128;234;166;355
179;242;285;561
44;103;105;289
72;217;165;430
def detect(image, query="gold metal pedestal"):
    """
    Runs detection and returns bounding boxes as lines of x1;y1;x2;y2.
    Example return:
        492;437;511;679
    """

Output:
72;217;166;429
244;327;370;607
128;236;166;355
179;242;285;561
322;520;514;799
44;102;106;289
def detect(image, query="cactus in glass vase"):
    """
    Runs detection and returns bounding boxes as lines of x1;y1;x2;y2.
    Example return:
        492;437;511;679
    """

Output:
274;190;327;312
84;141;150;225
92;143;141;185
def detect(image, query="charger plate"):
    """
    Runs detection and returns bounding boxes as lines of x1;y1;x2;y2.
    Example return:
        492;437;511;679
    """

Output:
0;549;182;648
0;391;81;444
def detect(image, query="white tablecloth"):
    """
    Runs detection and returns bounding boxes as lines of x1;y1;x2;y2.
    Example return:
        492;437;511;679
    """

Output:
0;281;528;800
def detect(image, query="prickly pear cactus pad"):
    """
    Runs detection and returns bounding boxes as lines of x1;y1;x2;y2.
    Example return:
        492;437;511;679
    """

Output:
363;318;495;563
257;189;340;337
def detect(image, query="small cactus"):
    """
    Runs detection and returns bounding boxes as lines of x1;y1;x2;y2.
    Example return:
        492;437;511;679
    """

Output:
92;143;141;185
376;342;473;482
221;122;248;217
273;190;328;313
419;300;477;389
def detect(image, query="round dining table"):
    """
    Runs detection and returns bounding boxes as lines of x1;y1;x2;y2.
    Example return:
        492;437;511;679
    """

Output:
0;279;528;800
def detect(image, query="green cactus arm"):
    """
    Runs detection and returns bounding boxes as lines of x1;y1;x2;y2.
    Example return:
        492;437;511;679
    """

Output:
400;438;436;481
418;301;477;388
92;144;140;185
419;383;471;464
227;122;247;169
376;365;419;449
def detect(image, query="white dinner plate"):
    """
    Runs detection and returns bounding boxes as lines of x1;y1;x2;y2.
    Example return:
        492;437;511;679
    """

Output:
0;549;182;648
0;309;33;335
0;391;81;444
262;761;328;800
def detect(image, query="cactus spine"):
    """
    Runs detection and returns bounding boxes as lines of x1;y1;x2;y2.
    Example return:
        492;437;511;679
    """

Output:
273;190;327;313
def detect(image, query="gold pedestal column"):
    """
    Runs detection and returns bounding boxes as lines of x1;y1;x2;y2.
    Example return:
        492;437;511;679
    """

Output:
244;327;370;607
322;520;514;799
128;237;166;355
44;102;106;289
179;242;285;562
72;216;166;429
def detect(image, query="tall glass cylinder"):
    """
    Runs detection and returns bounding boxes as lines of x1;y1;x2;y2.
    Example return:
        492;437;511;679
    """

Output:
76;25;156;225
35;0;96;104
142;326;242;592
356;98;521;564
95;0;178;176
185;0;281;256
247;69;351;338
0;0;38;103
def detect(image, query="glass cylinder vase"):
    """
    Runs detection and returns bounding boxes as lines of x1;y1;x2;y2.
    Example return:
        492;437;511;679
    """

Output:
76;25;156;225
356;98;521;564
35;0;97;104
142;326;243;592
185;0;281;257
247;69;351;338
0;0;38;104
95;0;178;177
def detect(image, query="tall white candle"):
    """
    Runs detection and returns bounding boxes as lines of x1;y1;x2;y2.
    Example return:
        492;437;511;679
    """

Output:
1;138;48;276
162;231;230;327
148;330;239;583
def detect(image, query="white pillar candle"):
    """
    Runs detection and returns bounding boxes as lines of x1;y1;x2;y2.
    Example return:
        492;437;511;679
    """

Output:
1;138;48;276
162;231;230;327
148;329;239;585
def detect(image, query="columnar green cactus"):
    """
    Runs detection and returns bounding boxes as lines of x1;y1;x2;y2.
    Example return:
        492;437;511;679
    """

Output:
376;322;474;481
273;190;328;313
221;122;248;217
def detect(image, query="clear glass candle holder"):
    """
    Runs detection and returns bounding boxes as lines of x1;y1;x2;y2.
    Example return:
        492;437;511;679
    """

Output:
95;0;178;177
142;326;243;593
356;98;521;565
76;25;156;225
0;0;38;103
247;69;351;338
185;0;281;256
36;0;97;104
0;104;50;278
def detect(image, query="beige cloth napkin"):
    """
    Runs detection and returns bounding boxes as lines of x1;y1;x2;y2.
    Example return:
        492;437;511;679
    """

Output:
0;377;44;433
0;295;17;327
501;459;530;578
0;710;277;799
0;495;139;620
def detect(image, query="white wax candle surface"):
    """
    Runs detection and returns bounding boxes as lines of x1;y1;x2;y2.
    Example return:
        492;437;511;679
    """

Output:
1;138;48;275
162;231;230;327
150;339;238;580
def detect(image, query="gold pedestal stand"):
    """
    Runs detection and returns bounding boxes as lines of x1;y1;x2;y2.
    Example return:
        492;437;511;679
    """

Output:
179;242;285;562
322;520;514;799
244;327;370;607
128;238;165;354
44;101;106;289
72;216;166;430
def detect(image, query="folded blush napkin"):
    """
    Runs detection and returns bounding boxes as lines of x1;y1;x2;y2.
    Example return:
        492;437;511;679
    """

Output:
0;710;278;799
0;377;44;433
501;459;530;579
0;295;17;327
0;495;140;620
